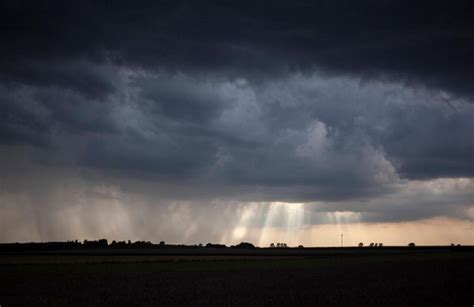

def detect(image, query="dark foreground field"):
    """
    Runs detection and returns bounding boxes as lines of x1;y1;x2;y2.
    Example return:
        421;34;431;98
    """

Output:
1;251;474;306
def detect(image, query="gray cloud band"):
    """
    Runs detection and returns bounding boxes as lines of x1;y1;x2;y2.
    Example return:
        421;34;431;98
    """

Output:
1;71;472;200
0;1;473;234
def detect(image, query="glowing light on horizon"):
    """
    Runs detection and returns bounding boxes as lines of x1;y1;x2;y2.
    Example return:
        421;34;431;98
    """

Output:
323;211;362;246
227;202;370;247
258;202;305;247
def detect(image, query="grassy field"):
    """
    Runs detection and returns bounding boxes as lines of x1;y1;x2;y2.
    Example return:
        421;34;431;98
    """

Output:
1;252;473;306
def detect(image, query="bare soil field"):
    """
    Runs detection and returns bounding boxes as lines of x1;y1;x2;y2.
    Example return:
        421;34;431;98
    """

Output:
1;250;473;306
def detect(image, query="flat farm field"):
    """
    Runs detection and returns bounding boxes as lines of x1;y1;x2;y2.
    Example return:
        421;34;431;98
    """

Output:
1;252;473;306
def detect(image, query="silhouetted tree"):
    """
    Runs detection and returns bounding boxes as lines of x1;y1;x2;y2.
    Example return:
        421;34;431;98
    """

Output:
83;239;108;248
408;242;416;247
233;242;255;249
206;243;227;248
130;241;153;248
270;243;275;248
358;242;364;247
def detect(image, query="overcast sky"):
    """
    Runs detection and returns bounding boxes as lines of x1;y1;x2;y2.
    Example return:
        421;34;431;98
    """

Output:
1;1;473;245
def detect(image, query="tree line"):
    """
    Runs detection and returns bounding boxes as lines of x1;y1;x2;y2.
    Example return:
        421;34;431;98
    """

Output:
0;240;258;251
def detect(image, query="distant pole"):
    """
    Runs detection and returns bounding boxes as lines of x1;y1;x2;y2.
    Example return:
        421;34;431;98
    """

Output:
341;234;343;247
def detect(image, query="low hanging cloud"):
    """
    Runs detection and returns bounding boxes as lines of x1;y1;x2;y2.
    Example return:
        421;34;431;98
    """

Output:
0;1;473;243
2;71;472;197
1;167;473;244
2;1;474;97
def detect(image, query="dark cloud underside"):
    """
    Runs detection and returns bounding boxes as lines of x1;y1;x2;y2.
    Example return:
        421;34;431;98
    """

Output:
0;1;473;210
1;1;473;95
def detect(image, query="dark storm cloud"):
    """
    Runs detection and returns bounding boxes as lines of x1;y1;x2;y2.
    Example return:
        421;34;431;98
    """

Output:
137;75;232;123
0;79;119;149
254;76;474;180
1;0;473;96
0;93;48;146
379;102;474;179
0;59;117;99
306;178;474;224
0;0;473;206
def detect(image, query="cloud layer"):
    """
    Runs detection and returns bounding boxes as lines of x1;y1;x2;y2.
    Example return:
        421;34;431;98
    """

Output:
0;1;473;243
